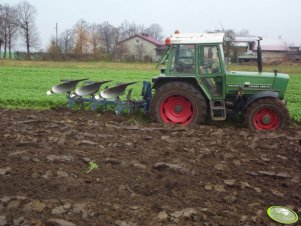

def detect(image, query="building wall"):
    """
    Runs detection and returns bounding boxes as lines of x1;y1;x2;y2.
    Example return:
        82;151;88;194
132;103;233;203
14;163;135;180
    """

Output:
288;50;301;62
262;51;287;63
120;36;158;61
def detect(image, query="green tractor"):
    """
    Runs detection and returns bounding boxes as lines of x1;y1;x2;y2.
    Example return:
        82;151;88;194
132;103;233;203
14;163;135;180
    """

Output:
150;32;290;130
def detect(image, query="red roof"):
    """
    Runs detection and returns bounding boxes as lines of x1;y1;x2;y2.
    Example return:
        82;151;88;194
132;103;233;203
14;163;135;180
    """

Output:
138;35;163;46
119;34;164;46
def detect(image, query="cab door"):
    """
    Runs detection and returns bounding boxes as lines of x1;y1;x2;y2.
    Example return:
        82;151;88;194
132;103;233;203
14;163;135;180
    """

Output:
197;45;225;100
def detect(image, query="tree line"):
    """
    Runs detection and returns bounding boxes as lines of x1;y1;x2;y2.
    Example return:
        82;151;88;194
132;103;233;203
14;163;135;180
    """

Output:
0;1;39;59
47;20;163;61
1;1;249;62
0;1;164;61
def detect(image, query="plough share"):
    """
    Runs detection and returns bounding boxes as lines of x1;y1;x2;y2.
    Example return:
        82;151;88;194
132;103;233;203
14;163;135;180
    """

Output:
47;79;152;114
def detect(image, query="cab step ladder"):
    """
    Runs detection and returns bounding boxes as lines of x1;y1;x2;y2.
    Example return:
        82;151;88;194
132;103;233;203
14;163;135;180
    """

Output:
210;100;226;121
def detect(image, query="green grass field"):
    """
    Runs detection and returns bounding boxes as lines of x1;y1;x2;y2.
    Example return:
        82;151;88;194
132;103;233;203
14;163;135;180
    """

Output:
0;60;300;122
0;61;156;109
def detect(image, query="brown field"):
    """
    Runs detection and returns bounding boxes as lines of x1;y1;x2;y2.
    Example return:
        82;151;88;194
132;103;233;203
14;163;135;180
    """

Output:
0;108;300;225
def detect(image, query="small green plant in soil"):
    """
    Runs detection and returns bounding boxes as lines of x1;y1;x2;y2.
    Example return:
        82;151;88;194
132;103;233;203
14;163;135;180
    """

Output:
87;161;98;173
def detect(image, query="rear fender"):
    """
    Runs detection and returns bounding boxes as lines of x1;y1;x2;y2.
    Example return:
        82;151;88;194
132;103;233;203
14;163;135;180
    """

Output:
152;76;199;89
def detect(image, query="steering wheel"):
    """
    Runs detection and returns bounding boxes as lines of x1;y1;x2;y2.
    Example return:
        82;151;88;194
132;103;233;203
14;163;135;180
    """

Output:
202;60;220;74
176;57;194;72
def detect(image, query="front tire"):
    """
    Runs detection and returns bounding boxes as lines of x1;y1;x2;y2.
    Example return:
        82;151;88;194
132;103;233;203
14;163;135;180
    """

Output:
150;81;207;125
245;98;290;130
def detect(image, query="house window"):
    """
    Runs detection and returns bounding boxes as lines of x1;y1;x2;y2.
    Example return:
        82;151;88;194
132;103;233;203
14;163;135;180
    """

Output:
135;39;140;44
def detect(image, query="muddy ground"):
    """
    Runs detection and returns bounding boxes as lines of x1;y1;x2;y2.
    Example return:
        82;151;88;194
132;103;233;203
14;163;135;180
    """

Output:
0;108;300;226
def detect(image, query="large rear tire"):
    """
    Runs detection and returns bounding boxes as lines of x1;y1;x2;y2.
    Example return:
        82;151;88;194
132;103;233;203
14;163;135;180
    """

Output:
245;98;290;130
150;81;207;125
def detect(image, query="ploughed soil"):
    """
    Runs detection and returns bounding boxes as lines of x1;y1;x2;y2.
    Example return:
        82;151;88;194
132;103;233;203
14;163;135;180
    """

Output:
0;108;300;226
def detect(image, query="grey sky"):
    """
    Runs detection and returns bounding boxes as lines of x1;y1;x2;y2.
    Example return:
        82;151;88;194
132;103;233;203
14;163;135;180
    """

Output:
3;0;301;49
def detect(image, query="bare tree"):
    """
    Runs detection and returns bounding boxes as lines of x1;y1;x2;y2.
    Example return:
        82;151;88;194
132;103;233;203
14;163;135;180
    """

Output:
73;19;89;55
0;37;3;58
113;43;129;61
237;29;250;37
0;4;11;59
89;23;102;59
45;28;74;61
144;23;163;41
58;29;74;59
0;4;20;59
99;21;119;54
119;21;163;41
0;4;6;58
6;5;19;59
119;20;143;40
46;37;61;60
209;28;236;63
223;29;236;63
17;1;40;59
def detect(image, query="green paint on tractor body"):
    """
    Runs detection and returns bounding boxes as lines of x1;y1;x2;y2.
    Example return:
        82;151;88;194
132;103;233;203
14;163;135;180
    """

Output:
226;71;289;99
156;42;289;101
152;32;290;129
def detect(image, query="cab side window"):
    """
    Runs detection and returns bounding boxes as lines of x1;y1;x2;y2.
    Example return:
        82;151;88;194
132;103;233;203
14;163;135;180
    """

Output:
199;46;221;75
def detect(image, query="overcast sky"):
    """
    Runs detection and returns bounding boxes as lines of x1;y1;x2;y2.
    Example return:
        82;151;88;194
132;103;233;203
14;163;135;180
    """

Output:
3;0;301;50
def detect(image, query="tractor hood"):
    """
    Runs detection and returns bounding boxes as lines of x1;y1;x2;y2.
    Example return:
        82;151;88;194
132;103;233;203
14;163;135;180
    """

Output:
226;71;289;98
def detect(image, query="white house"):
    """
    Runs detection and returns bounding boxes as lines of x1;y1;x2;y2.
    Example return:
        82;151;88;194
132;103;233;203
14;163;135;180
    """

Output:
118;33;164;62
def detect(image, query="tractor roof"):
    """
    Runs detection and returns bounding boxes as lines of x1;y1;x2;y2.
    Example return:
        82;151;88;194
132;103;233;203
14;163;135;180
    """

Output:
169;32;225;44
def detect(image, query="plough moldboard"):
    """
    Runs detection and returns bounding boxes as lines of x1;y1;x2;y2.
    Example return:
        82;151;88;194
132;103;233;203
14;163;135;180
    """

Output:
47;79;152;114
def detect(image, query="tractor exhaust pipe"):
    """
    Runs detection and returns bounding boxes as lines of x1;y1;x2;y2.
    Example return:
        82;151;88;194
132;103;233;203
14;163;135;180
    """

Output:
257;37;263;73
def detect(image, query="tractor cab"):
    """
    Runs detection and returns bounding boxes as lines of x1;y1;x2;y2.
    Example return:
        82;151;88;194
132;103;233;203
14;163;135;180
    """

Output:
156;33;228;120
159;33;226;100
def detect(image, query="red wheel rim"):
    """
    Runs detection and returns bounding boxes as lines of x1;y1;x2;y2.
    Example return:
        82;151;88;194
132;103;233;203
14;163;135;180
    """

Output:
160;95;194;125
253;108;280;130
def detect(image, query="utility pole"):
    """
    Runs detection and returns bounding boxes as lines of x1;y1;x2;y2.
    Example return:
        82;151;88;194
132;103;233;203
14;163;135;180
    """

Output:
55;23;58;48
66;35;71;61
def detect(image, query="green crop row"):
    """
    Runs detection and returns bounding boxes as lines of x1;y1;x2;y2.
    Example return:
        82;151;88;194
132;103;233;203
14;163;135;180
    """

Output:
0;66;155;109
